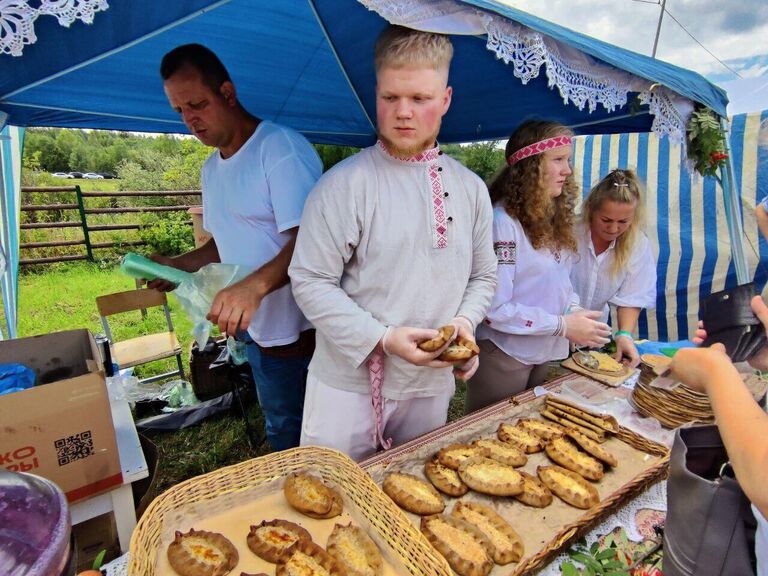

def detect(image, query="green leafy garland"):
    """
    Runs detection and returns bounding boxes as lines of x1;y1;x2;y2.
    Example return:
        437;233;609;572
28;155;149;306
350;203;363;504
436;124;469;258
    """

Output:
686;107;728;178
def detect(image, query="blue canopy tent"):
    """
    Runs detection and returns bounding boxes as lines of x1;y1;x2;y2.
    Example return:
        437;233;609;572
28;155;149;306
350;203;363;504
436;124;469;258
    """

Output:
0;0;734;337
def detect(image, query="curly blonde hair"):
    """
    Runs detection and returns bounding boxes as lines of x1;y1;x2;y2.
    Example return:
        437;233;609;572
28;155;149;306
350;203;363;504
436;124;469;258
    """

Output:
582;168;645;277
489;120;578;252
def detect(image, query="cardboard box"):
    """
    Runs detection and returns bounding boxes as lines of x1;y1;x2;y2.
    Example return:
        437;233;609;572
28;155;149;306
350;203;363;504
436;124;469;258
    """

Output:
0;329;123;503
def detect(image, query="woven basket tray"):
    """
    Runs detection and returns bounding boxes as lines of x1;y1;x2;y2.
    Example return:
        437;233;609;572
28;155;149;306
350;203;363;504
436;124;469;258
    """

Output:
362;378;669;576
129;446;451;575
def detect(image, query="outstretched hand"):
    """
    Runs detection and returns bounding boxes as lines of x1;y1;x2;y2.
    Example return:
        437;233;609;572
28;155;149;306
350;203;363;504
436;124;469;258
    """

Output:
382;326;456;368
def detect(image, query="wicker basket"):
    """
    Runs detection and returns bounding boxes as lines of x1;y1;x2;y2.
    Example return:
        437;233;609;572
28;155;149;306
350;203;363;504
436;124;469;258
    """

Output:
128;446;451;575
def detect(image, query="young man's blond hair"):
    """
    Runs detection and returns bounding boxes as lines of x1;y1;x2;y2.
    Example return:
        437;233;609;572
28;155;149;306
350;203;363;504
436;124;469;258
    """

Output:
374;25;453;76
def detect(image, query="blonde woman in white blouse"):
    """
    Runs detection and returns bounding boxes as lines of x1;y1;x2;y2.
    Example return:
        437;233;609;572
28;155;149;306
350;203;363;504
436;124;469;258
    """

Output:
466;120;611;414
570;169;657;368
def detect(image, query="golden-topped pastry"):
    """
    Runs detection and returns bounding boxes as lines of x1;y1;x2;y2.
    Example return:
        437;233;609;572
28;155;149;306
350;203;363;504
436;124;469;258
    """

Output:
471;438;527;467
497;423;544;453
437;443;491;470
513;470;553;508
167;528;239;576
247;519;311;564
284;473;343;519
382;472;445;515
451;501;524;565
566;429;619;467
439;337;480;362
418;325;456;352
420;514;493;576
537;465;600;509
276;540;342;576
573;350;624;374
457;456;525;496
545;437;604;481
326;523;383;576
516;418;566;441
425;457;469;497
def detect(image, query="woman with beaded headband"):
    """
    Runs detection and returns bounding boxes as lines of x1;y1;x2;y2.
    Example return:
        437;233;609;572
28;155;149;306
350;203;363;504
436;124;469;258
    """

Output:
465;120;611;413
571;169;657;368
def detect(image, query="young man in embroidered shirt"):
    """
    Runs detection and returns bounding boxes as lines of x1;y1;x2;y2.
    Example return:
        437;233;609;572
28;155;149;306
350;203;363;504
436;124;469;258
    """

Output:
289;25;497;461
149;44;322;451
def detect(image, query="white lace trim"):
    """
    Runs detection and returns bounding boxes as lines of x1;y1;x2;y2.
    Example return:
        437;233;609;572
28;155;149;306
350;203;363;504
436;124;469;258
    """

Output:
1;0;109;57
357;0;694;143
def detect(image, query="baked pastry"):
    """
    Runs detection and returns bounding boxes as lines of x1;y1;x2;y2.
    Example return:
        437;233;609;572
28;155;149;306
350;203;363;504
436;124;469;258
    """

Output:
439;338;480;362
545;436;604;481
545;397;619;433
420;514;493;576
382;472;445;515
425;457;469;497
457;456;525;496
326;523;383;576
246;519;312;564
540;408;607;443
451;501;524;564
471;438;527;467
537;465;600;509
284;473;343;519
497;423;544;453
640;353;672;372
573;350;625;375
513;470;553;508
418;325;456;352
516;418;566;441
566;429;619;467
437;443;490;470
167;528;239;576
276;540;341;576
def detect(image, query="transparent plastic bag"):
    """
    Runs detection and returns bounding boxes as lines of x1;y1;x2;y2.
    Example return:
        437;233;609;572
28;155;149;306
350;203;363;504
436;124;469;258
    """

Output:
119;376;177;408
172;263;252;347
163;380;200;411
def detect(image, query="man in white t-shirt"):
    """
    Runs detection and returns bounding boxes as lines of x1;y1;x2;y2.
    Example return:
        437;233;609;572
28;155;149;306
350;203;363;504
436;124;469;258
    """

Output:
148;44;322;450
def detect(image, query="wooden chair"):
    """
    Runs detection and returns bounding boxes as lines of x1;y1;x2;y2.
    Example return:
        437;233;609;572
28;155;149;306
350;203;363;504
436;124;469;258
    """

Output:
96;288;185;383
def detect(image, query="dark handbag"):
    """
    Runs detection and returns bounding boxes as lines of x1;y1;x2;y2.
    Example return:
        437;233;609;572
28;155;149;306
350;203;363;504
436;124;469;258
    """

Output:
700;283;767;362
663;425;757;576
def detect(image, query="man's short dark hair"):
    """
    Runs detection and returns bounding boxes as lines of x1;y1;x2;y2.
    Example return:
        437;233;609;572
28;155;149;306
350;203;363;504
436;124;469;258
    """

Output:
160;44;231;93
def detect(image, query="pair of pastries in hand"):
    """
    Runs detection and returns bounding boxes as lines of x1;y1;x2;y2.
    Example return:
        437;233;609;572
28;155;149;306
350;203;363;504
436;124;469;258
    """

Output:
425;457;469;497
537;465;600;509
545;437;604;481
167;528;239;576
457;456;524;496
418;325;480;362
497;422;544;453
383;472;445;514
452;501;524;565
420;514;494;576
284;472;343;519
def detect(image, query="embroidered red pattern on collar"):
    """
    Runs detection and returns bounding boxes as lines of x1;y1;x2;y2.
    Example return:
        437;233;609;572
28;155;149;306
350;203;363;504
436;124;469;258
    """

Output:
376;140;448;249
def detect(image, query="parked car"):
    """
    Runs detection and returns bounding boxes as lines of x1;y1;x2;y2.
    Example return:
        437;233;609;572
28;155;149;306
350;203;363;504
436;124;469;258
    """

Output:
50;172;73;179
97;172;116;179
82;172;104;179
68;171;83;178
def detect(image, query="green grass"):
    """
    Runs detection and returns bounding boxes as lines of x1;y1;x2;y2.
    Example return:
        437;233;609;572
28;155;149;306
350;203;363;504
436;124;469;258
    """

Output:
4;261;565;513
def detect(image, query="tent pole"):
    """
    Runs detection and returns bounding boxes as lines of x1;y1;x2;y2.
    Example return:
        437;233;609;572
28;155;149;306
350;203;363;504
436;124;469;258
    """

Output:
719;117;750;285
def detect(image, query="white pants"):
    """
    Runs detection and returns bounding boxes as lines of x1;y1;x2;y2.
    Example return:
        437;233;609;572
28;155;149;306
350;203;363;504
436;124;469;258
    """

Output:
300;373;454;461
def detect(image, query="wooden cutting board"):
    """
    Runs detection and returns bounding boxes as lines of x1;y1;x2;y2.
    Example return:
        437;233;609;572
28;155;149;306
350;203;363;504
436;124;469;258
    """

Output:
561;356;635;387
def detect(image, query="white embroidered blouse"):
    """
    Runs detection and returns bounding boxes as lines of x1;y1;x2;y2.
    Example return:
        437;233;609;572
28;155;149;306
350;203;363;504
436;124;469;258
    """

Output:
477;206;577;365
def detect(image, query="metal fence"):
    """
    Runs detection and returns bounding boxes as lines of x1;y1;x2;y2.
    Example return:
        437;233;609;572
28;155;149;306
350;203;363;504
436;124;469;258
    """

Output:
20;185;201;265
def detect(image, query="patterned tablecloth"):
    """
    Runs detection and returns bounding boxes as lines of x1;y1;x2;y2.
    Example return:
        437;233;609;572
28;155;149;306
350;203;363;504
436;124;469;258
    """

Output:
103;371;673;576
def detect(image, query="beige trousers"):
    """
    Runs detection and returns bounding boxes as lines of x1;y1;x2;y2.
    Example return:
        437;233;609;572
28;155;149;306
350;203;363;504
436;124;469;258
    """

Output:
464;339;549;414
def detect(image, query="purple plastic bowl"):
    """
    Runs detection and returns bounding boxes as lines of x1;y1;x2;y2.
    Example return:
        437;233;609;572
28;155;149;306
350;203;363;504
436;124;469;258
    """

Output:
0;469;72;576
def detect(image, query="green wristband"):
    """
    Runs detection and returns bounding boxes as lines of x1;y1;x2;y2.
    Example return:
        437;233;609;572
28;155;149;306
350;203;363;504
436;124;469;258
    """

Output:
614;330;633;339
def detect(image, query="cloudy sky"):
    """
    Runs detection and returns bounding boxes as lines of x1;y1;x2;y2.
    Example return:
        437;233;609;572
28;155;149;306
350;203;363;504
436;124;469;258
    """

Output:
501;0;768;83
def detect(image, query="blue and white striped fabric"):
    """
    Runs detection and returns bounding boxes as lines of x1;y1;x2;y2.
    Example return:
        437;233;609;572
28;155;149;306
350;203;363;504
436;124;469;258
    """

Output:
572;110;768;341
0;124;24;340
